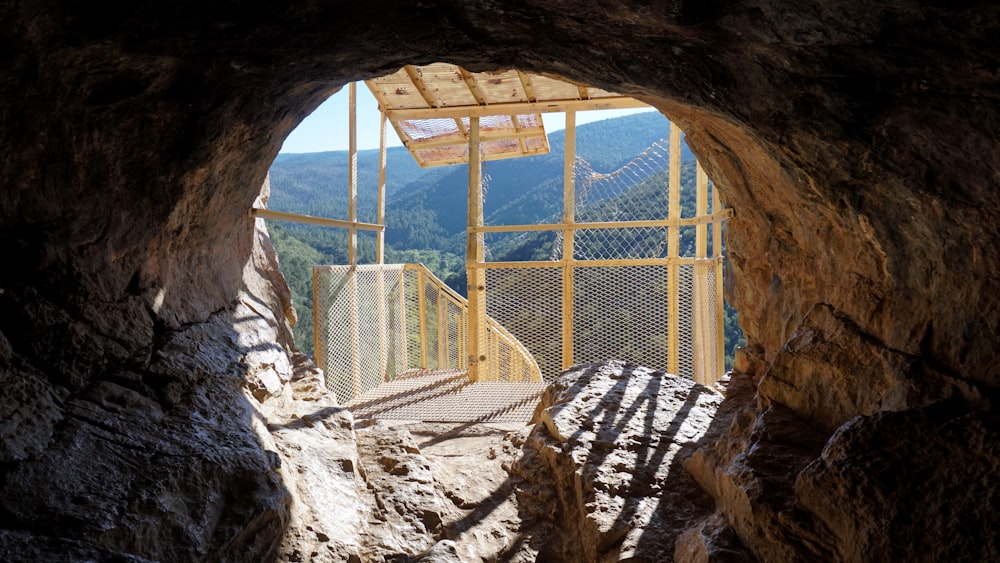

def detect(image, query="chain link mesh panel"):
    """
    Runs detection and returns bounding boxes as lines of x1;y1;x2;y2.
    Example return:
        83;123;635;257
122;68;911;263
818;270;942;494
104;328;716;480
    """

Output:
573;265;672;375
692;260;722;383
314;265;407;404
476;133;727;384
574;140;671;219
573;226;670;260
484;267;563;380
677;264;696;379
316;264;541;403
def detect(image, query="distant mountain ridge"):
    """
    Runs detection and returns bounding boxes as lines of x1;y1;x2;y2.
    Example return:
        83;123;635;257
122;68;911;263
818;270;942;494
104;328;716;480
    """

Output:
382;112;687;254
268;112;688;241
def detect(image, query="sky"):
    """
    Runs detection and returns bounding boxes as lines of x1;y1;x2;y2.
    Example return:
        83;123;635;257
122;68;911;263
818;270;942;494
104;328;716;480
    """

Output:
279;83;658;153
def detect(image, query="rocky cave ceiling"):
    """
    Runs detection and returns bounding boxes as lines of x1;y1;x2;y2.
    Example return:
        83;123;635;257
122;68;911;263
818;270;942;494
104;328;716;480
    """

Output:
1;1;999;561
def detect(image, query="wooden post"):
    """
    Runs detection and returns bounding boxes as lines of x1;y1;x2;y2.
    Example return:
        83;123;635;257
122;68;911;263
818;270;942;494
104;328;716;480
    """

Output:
438;294;447;368
349;266;360;399
693;162;709;383
377;267;389;382
666;123;682;376
399;268;409;369
348;82;358;265
457;312;465;369
417;269;428;369
376;109;387;264
713;183;725;380
561;110;577;372
375;111;388;378
696;162;708;259
466;116;486;382
313;267;324;377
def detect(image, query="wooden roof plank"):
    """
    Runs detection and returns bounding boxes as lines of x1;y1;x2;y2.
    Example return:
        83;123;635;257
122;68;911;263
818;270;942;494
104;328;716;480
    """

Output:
364;63;648;167
475;69;529;104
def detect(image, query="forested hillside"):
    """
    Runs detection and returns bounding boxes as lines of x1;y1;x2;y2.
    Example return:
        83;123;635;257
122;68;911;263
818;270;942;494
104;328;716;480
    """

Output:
266;112;743;367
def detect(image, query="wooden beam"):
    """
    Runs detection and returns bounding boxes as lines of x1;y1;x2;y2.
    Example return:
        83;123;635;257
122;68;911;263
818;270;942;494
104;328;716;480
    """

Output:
412;146;550;168
466;116;486;382
458;67;489;105
467;256;722;269
404;65;441;108
250;208;383;231
348;82;358;265
468;210;733;233
312;267;323;375
405;128;541;150
417;269;428;369
510;113;528;153
561;109;577;371
667;123;682;376
713;182;725;381
516;70;537;102
377;109;387;264
388;97;649;120
696;161;709;259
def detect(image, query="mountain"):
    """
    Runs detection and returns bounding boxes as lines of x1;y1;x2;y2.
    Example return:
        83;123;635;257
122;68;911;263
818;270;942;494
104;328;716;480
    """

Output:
269;146;427;223
383;112;683;255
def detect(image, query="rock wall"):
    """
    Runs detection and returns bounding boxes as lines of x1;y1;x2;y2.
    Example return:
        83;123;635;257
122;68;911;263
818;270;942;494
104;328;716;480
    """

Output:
2;0;999;560
507;362;743;561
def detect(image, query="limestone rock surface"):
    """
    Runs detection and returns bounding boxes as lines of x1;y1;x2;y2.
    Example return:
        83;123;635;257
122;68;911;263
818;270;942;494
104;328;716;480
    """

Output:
509;361;730;561
795;401;1000;562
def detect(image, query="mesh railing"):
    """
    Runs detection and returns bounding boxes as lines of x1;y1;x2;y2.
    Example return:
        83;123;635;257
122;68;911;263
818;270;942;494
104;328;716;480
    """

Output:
315;263;541;403
484;267;564;379
475;127;728;385
482;261;720;382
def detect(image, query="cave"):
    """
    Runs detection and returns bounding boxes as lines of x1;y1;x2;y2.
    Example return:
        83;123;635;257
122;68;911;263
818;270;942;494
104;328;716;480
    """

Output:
2;1;999;561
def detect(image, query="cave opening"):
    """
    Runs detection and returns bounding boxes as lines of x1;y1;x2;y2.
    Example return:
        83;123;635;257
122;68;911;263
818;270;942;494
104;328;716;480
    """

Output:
4;3;999;560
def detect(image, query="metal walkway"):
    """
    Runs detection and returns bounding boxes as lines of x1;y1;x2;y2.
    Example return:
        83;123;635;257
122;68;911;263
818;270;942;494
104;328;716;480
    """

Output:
344;369;546;424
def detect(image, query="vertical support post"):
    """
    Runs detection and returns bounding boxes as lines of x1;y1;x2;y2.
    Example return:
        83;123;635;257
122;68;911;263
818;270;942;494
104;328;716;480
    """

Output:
417;269;428;369
696;162;709;259
348;82;358;265
561;110;577;372
376;109;387;264
466;117;486;382
457;313;465;369
349;266;360;399
313;267;324;376
693;162;709;383
376;267;389;382
713;184;725;381
666;123;682;376
399;268;409;369
492;327;501;381
438;294;447;368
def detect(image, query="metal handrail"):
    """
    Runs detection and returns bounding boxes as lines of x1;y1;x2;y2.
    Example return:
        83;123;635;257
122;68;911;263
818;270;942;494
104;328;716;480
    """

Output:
404;263;542;382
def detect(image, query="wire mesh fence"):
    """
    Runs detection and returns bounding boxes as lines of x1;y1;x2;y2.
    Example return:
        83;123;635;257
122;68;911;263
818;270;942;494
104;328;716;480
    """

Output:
474;127;728;384
484;267;564;379
315;263;541;404
313;124;727;399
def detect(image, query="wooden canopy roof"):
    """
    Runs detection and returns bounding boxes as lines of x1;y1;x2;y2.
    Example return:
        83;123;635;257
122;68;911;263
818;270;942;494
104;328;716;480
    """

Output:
365;63;648;168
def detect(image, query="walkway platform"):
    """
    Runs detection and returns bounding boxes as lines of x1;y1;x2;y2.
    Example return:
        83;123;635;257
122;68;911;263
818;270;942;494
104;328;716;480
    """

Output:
344;369;546;425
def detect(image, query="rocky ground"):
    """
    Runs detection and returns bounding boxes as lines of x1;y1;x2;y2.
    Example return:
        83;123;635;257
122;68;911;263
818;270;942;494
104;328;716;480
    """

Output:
305;360;756;563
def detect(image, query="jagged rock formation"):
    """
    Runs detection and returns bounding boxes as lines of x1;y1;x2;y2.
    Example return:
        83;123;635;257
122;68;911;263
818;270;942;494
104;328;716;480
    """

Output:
507;361;741;561
2;1;1000;561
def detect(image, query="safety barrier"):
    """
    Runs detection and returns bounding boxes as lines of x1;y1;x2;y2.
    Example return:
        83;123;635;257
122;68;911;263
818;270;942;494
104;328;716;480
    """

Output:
470;129;729;384
313;263;541;404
